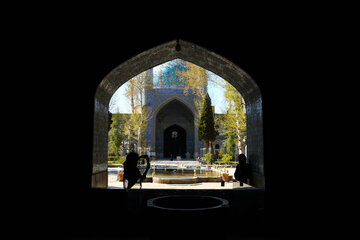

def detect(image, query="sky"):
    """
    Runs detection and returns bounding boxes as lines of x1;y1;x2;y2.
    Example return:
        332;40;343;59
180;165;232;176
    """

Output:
109;63;228;114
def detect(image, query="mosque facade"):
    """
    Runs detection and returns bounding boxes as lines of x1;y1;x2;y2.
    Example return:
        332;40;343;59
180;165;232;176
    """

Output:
144;59;203;159
111;59;227;159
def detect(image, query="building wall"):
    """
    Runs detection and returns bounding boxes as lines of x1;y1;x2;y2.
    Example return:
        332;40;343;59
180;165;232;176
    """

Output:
144;63;202;158
148;89;199;158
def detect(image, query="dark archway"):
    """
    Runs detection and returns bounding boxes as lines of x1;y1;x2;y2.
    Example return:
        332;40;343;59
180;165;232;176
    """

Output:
164;125;186;158
154;98;195;158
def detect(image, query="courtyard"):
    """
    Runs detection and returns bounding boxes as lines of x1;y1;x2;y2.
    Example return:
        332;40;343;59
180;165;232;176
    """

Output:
93;40;265;189
108;159;253;190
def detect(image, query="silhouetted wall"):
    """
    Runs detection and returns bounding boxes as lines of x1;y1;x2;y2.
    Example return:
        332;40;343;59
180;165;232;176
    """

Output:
93;39;265;188
33;22;318;238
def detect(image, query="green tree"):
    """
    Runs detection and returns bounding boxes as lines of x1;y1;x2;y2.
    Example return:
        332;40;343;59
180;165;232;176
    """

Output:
222;81;247;154
198;93;216;154
225;134;236;158
123;70;151;152
178;60;208;126
108;114;124;157
129;106;150;153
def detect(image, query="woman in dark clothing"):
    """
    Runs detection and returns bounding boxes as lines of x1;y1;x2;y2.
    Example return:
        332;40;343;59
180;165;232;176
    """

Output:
123;152;150;191
234;154;251;186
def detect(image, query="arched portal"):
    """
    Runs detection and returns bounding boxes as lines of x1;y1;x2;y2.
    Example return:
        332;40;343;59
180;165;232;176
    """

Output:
154;98;194;158
93;39;264;188
164;125;186;158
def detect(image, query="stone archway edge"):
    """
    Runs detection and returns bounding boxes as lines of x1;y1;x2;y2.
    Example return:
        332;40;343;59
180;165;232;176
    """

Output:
98;40;260;103
93;39;264;188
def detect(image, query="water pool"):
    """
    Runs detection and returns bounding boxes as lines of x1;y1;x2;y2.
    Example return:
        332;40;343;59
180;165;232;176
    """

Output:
136;164;231;184
146;168;226;184
148;168;220;178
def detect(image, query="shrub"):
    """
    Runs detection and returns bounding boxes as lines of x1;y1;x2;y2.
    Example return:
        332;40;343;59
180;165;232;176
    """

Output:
221;153;232;164
108;156;126;165
204;153;212;164
218;149;224;159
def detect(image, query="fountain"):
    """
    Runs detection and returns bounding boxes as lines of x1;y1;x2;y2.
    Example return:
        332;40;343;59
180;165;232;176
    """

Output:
137;160;232;184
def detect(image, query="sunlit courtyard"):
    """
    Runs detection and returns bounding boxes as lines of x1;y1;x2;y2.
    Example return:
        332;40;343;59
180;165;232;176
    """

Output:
107;58;250;189
108;159;253;189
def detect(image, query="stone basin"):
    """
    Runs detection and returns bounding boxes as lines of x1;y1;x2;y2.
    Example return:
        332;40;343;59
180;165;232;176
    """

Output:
147;195;229;211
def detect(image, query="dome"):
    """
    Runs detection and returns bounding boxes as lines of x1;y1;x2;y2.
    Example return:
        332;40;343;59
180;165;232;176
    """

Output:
153;59;188;89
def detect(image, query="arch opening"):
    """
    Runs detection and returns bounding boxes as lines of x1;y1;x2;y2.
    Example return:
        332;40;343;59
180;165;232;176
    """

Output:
93;40;264;188
155;98;194;159
163;124;186;159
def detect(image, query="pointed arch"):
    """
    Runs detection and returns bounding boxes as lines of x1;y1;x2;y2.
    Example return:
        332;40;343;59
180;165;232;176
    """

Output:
93;40;264;188
154;98;195;158
153;96;195;119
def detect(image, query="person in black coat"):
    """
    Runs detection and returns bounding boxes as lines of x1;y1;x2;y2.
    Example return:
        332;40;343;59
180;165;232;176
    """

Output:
123;152;150;191
234;154;251;186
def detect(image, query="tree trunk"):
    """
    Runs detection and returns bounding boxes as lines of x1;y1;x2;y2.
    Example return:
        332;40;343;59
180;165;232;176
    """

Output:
209;140;214;155
238;138;243;154
138;127;143;154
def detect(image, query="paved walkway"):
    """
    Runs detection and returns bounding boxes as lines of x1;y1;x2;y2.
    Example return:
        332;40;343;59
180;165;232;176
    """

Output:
150;159;201;167
108;181;252;189
108;166;252;190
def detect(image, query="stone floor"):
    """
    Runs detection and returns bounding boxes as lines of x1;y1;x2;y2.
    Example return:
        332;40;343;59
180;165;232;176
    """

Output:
150;159;202;166
108;180;252;189
108;164;253;190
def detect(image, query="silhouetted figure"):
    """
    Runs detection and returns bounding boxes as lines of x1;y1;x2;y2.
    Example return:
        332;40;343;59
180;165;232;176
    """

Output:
234;154;251;186
123;152;150;191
